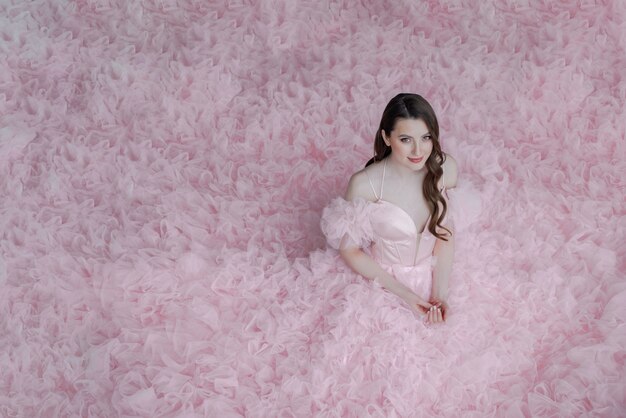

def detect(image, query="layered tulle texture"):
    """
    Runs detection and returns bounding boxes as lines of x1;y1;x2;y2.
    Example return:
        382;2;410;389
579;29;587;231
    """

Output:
1;0;624;416
320;197;374;251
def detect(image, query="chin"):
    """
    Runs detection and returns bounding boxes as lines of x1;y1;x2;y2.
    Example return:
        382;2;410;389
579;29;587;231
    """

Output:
406;161;427;171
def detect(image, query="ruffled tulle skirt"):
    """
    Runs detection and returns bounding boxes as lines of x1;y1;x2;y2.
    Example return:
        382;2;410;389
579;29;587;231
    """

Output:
287;249;505;416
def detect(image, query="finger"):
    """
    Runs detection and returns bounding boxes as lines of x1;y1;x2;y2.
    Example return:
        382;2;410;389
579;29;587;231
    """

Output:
436;307;443;323
429;306;436;323
433;306;442;324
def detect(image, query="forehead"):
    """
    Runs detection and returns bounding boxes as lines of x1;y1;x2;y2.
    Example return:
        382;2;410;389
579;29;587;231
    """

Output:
392;118;429;135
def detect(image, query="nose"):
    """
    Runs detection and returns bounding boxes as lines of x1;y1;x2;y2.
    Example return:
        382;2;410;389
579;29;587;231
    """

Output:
412;139;420;155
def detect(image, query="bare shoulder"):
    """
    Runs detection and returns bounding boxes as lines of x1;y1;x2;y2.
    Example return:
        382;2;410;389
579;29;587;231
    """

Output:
442;154;458;189
345;162;381;201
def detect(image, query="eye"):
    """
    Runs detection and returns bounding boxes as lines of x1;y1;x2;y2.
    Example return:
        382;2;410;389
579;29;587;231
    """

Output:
422;135;433;141
400;137;411;143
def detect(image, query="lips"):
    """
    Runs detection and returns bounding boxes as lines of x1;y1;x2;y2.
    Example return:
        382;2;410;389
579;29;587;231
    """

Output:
408;157;424;164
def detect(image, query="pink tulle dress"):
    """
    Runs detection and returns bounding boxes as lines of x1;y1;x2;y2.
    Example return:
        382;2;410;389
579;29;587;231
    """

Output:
304;159;474;415
292;156;621;416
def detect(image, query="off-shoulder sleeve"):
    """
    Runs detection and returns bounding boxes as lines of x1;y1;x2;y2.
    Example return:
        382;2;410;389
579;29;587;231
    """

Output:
320;197;374;250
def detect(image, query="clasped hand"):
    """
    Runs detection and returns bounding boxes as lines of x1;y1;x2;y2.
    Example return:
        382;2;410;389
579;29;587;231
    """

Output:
424;298;447;325
402;292;447;324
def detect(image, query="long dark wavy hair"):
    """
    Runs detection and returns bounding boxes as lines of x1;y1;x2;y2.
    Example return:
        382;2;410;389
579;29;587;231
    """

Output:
366;93;451;240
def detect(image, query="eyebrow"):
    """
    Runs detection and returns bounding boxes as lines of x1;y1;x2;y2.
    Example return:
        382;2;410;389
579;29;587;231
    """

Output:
398;133;431;138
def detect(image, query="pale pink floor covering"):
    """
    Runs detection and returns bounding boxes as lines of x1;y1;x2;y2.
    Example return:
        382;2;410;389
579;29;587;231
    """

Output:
1;0;624;416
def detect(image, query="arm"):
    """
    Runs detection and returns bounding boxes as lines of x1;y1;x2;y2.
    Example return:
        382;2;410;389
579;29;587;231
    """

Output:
431;226;454;303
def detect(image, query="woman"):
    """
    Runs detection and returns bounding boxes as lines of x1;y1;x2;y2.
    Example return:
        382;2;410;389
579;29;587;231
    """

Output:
321;93;457;324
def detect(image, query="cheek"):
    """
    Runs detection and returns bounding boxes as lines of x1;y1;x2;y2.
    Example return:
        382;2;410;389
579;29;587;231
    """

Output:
392;141;410;154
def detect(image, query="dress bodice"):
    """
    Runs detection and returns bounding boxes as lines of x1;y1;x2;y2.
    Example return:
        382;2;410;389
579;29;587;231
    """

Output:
320;158;450;268
368;199;436;267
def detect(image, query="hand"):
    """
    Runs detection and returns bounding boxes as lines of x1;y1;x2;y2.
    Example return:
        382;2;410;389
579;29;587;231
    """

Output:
426;298;448;324
399;291;433;319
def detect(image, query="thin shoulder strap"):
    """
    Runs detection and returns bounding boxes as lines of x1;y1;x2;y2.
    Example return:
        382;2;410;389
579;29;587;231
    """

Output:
364;159;386;201
365;170;379;200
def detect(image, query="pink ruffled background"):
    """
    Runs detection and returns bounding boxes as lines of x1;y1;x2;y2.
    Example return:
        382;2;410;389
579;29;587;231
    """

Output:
1;0;624;416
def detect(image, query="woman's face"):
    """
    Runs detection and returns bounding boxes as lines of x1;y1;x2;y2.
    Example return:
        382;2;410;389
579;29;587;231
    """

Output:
382;118;433;171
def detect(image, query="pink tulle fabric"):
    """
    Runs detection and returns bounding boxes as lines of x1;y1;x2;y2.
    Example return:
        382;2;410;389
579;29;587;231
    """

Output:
320;197;375;251
1;0;624;416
